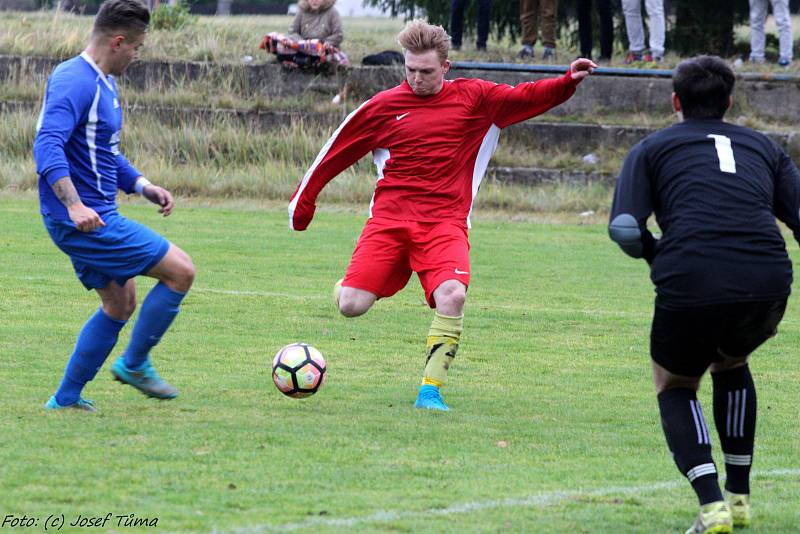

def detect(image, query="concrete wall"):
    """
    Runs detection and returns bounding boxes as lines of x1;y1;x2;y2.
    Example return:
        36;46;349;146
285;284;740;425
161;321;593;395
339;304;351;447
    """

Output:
3;54;799;124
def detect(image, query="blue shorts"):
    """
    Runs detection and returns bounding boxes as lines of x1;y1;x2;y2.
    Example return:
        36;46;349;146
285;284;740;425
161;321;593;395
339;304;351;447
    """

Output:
44;212;170;290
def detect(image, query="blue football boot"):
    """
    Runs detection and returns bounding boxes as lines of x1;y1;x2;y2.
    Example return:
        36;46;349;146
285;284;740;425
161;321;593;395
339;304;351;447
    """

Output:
414;384;449;411
44;395;97;412
111;357;178;399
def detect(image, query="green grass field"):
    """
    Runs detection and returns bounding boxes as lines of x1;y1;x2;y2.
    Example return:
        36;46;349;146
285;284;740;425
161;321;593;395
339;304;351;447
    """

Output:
1;195;798;533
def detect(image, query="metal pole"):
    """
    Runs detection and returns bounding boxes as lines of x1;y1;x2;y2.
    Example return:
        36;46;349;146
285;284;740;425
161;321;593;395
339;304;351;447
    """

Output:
448;61;800;83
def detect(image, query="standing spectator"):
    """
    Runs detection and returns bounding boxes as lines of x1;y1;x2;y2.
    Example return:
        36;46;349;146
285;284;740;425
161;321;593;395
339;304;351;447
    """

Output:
450;0;493;51
749;0;793;66
518;0;558;60
622;0;665;63
577;0;614;62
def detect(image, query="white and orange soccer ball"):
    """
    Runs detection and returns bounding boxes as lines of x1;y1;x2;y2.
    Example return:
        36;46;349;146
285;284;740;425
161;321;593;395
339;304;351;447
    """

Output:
272;343;327;398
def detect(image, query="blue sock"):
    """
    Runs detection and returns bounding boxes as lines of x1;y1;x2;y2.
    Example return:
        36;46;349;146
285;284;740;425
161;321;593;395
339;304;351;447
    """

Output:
122;282;186;370
54;308;127;406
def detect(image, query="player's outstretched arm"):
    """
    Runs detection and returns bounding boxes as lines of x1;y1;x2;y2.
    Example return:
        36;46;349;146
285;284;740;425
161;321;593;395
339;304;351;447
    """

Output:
482;58;597;129
289;100;379;231
51;176;105;232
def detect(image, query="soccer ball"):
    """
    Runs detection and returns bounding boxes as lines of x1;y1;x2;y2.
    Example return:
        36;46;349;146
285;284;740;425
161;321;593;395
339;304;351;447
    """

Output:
272;343;327;398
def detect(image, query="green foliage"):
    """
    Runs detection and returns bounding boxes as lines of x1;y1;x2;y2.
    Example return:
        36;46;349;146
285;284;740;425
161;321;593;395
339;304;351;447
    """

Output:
669;0;751;56
150;1;196;31
367;0;755;56
365;0;523;41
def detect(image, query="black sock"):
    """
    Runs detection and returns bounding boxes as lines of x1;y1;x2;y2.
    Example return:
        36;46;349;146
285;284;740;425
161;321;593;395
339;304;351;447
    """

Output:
658;388;723;505
712;365;757;494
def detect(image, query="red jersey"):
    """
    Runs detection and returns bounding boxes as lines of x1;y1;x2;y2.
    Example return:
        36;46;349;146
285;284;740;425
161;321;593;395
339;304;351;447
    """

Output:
289;72;580;230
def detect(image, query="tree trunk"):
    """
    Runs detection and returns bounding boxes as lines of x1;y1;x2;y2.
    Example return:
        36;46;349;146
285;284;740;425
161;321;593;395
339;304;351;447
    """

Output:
216;0;232;15
671;0;736;55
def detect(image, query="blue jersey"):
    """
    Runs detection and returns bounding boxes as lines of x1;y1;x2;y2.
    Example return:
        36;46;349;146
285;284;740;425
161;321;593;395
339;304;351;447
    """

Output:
33;52;141;221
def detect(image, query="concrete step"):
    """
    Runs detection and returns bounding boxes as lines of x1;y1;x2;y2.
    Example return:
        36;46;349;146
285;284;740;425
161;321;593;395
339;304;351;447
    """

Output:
6;99;796;161
2;54;798;125
489;166;613;185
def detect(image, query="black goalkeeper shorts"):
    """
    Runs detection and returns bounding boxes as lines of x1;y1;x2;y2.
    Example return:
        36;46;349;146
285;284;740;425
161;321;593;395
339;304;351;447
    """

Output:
650;298;787;377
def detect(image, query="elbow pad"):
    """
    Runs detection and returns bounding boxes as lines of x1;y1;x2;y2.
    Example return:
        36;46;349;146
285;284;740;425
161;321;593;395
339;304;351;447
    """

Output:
609;213;644;258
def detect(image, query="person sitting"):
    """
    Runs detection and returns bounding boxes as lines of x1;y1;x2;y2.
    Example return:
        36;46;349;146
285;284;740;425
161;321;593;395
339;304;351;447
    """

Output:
260;0;349;70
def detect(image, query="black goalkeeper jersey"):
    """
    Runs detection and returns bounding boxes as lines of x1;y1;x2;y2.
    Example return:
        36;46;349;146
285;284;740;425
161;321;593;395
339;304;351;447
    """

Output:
610;118;800;309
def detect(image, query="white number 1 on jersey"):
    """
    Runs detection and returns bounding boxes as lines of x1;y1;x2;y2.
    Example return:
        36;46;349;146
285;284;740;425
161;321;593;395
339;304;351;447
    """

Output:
707;134;737;174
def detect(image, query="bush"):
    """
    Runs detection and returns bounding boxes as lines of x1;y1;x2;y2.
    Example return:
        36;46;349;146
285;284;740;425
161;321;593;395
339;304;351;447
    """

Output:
150;1;195;31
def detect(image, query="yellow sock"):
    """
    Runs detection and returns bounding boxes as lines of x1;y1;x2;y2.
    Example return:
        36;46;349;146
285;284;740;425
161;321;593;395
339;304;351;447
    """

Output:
422;312;463;387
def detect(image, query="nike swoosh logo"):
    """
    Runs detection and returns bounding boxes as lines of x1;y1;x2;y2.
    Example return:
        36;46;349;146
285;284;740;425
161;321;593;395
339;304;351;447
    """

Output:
396;112;410;120
454;269;469;275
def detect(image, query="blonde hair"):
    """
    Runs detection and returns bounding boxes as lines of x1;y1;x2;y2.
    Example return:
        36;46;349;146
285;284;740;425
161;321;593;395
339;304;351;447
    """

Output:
397;19;451;62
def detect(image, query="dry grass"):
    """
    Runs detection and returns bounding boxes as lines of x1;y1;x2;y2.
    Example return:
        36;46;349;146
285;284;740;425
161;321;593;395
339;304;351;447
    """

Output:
0;109;613;213
0;11;408;64
3;9;800;70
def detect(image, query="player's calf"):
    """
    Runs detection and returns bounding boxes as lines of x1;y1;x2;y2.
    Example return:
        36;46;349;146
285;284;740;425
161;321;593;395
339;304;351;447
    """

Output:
658;388;725;505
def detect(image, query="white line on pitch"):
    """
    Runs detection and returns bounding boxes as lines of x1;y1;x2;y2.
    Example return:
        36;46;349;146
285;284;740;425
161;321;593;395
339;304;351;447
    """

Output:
215;468;800;533
190;287;800;324
191;287;642;317
193;287;329;300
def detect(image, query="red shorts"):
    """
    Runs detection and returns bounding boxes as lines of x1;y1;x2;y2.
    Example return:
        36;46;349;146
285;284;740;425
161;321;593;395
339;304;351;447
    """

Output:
343;217;471;308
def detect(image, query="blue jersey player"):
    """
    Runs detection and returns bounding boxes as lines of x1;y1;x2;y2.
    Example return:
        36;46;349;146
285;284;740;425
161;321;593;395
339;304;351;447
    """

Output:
34;0;196;412
609;56;800;534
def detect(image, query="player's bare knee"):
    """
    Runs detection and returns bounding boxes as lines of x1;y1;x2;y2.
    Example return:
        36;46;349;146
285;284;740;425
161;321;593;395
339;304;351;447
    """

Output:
103;299;135;321
338;298;366;317
166;256;195;293
446;289;466;311
125;294;137;317
710;355;749;373
178;257;196;290
654;374;700;395
436;283;466;314
652;360;701;394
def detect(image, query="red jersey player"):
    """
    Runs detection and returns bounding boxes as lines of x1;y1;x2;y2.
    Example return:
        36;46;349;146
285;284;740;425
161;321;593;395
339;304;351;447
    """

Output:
289;19;595;410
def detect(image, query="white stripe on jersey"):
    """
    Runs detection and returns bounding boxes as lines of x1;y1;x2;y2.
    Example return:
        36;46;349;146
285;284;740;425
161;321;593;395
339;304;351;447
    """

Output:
36;91;47;133
80;51;114;91
86;84;103;193
466;124;501;228
288;99;371;230
369;148;391;219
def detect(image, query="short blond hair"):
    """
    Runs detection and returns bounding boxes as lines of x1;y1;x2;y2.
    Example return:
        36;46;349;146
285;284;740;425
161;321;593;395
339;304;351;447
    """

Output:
397;19;451;62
